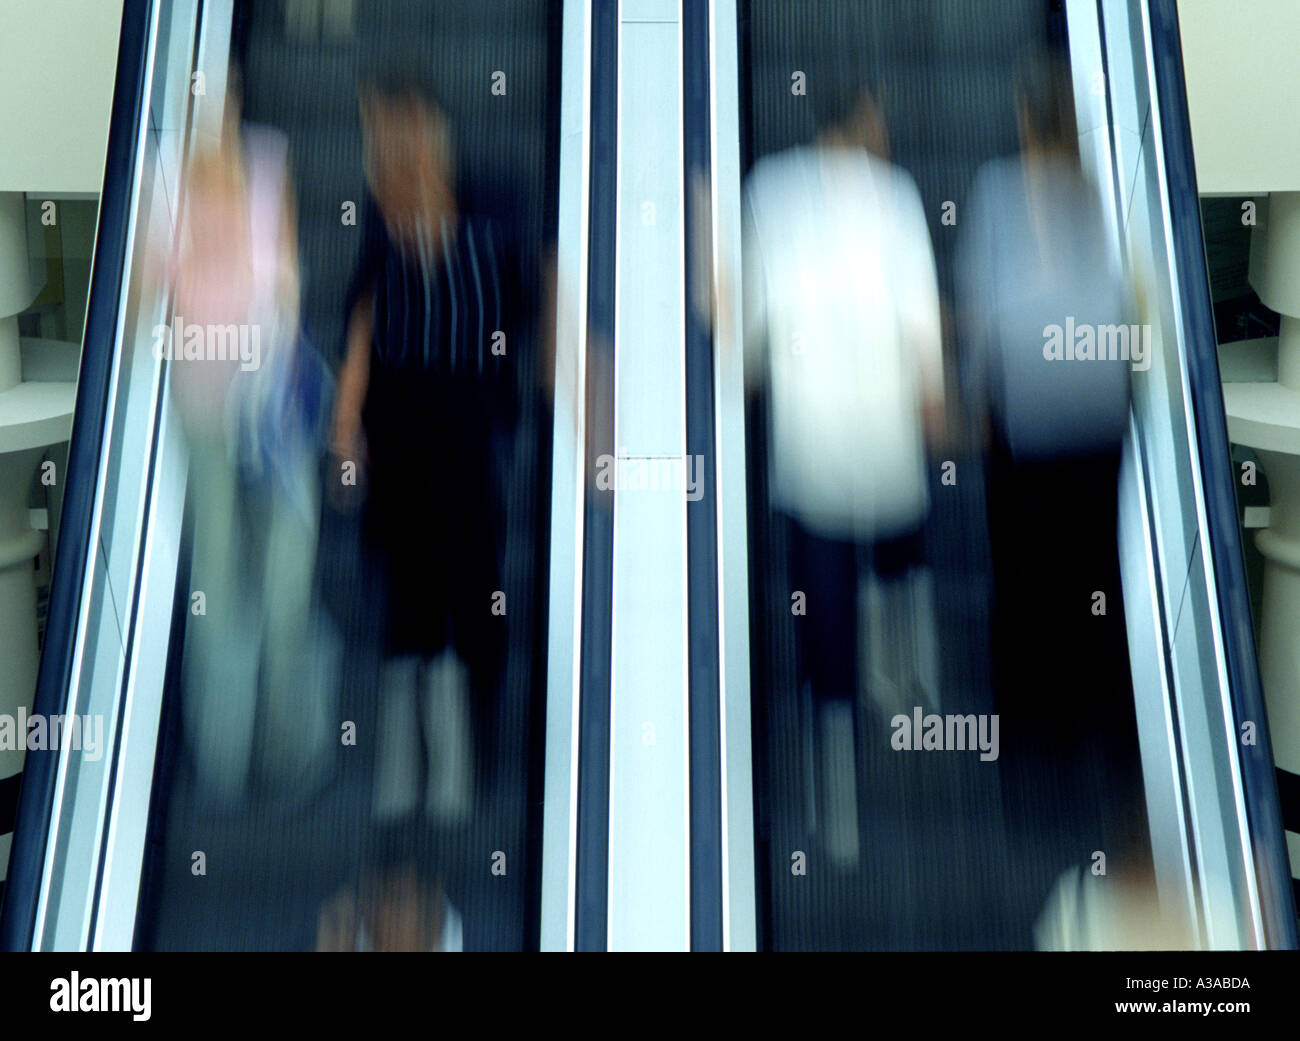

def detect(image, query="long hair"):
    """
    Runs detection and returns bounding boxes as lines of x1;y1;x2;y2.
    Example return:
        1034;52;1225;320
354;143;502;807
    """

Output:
357;52;458;196
1016;50;1079;160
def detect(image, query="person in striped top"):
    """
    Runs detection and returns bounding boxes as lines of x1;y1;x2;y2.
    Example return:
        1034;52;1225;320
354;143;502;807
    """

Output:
332;67;525;822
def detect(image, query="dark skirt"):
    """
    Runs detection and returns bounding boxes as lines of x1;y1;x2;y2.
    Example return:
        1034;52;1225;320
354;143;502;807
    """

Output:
985;426;1145;849
361;368;509;693
784;514;926;707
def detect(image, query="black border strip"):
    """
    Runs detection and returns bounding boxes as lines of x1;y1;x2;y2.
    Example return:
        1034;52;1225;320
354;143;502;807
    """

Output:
0;772;22;837
572;0;618;952
1147;0;1299;949
1275;768;1300;837
0;0;154;952
523;0;569;955
682;0;723;951
734;0;772;954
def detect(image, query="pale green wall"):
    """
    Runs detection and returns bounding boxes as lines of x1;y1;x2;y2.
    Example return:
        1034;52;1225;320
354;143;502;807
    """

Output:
1180;0;1300;193
0;0;125;193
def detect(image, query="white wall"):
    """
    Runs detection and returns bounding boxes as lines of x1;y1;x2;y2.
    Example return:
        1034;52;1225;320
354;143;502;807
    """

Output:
1179;0;1300;194
0;0;125;193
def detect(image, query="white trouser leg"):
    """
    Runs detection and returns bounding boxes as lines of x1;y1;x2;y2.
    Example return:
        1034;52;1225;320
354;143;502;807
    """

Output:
910;567;940;713
258;471;333;788
817;699;859;870
181;439;258;803
423;649;472;822
373;655;420;819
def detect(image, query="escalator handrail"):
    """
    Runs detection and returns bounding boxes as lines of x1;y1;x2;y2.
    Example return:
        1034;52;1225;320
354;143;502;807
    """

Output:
1147;0;1299;950
683;0;723;952
572;0;618;953
0;0;154;952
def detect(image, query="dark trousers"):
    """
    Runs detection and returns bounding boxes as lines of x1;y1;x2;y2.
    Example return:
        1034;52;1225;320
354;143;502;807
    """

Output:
985;429;1145;844
785;515;926;710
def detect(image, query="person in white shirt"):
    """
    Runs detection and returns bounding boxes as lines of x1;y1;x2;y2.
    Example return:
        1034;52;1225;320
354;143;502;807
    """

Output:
743;82;945;868
315;852;463;952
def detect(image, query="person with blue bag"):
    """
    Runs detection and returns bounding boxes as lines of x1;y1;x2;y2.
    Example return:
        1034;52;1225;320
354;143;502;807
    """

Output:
168;63;339;805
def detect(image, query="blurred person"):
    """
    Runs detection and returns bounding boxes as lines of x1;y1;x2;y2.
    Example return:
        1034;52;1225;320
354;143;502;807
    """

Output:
167;65;336;803
742;81;945;868
332;64;522;823
956;51;1135;774
956;52;1150;939
1033;857;1199;951
315;849;462;952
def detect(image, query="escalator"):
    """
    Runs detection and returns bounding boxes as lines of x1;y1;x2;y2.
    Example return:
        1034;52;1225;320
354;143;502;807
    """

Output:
726;0;1296;950
0;0;568;952
0;0;1294;952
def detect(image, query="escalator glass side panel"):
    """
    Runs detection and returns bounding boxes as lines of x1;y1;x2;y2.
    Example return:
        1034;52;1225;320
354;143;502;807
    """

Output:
710;0;760;954
1099;0;1291;948
538;0;597;954
1149;0;1298;948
